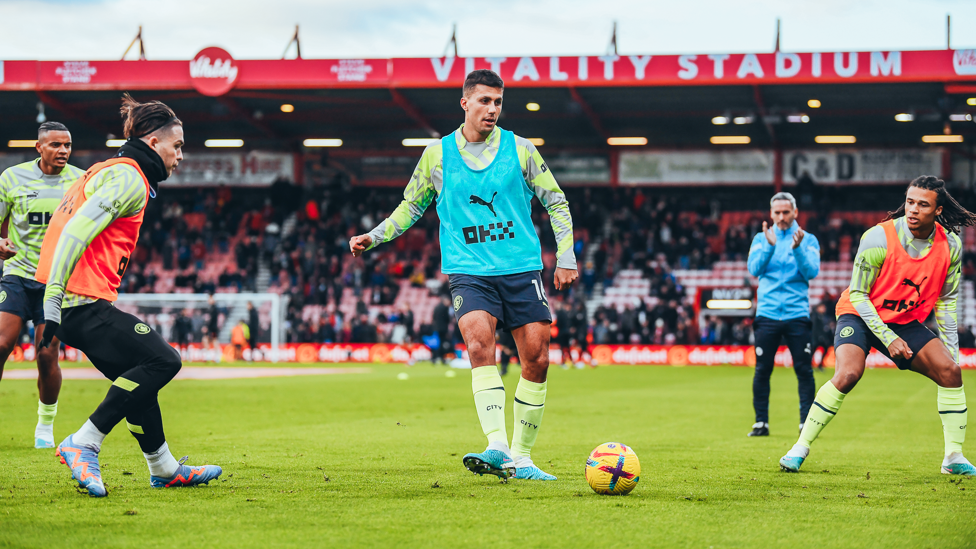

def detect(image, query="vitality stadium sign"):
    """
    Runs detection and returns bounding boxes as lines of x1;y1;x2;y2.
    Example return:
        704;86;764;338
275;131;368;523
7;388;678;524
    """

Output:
3;49;976;91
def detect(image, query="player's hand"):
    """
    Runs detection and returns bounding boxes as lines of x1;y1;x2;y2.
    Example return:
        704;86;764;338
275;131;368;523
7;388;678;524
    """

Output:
792;227;805;249
762;222;776;246
37;321;59;350
887;338;913;361
554;267;578;291
0;238;17;260
349;234;372;257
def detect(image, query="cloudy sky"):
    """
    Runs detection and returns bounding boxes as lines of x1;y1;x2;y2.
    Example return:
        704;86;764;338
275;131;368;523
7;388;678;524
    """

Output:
2;0;976;60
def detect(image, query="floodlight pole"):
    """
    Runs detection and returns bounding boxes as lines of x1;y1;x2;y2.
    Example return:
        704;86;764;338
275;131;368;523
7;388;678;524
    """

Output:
283;25;302;59
947;14;951;50
774;18;781;52
443;23;459;58
122;25;146;60
608;21;618;55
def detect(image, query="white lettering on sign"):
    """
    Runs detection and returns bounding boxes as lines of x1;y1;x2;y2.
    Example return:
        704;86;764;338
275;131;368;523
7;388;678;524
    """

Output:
775;53;801;78
812;52;822;77
598;55;620;80
330;59;373;82
737;54;764;78
189;56;237;81
431;57;454;82
465;57;475;76
578;56;588;80
0;61;4;84
953;49;976;75
713;288;752;300
834;52;857;77
550;57;569;81
677;55;698;79
485;57;507;74
56;61;97;84
512;57;539;81
628;55;651;79
870;51;901;76
708;54;729;78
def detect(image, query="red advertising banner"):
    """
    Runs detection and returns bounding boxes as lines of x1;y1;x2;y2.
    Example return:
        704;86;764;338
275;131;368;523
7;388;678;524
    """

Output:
12;343;976;369
2;49;975;93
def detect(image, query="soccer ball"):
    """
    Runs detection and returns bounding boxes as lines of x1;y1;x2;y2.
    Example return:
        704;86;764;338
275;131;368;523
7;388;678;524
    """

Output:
585;442;640;495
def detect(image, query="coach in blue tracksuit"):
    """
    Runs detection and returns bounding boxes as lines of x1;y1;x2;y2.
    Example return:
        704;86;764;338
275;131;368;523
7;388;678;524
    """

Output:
746;192;820;437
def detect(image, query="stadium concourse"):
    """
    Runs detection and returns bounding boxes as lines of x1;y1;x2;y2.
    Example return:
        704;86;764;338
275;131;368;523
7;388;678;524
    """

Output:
4;48;976;362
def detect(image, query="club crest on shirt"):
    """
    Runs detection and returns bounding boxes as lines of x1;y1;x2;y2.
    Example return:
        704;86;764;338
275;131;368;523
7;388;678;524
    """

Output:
134;323;151;334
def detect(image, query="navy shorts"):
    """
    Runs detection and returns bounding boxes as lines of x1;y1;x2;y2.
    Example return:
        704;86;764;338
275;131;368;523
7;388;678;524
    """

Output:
834;313;938;370
448;271;552;331
0;274;46;325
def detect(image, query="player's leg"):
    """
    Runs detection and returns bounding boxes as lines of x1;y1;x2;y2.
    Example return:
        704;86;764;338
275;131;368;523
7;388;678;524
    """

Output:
34;322;62;449
502;271;556;480
780;314;868;472
905;334;973;475
451;274;512;478
750;317;781;436
784;318;816;432
0;312;23;382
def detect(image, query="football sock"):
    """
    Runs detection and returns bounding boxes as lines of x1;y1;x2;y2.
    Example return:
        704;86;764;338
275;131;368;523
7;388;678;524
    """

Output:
73;419;107;452
511;377;546;458
798;381;846;448
938;385;967;456
144;441;180;478
37;400;57;425
471;366;507;445
35;400;57;440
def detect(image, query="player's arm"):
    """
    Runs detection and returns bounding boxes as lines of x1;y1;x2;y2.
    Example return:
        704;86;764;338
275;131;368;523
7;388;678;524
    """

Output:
746;232;775;277
517;138;578;289
847;226;899;347
792;232;821;280
41;166;147;326
934;232;963;363
350;146;439;256
0;169;15;259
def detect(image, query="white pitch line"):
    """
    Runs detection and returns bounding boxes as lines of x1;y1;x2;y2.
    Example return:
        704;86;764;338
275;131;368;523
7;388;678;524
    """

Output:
3;366;372;381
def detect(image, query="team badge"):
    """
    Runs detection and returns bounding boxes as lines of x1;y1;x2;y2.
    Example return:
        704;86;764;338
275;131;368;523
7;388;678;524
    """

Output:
453;295;463;311
0;291;6;303
755;346;763;356
840;326;854;338
134;323;151;334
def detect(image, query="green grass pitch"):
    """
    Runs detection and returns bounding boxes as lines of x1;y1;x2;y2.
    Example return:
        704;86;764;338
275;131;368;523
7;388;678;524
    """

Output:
1;362;974;548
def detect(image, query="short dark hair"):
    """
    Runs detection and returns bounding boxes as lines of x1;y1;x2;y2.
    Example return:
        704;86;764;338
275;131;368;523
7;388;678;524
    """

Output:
38;121;69;137
463;69;504;96
120;93;182;139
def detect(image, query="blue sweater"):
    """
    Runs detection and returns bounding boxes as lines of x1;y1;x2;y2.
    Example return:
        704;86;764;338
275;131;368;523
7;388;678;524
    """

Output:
747;221;821;321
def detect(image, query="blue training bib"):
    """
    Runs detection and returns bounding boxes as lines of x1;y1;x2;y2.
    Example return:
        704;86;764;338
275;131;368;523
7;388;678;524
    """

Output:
436;129;542;276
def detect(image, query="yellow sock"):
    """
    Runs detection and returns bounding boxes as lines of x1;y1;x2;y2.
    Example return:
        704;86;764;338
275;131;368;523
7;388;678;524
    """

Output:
798;381;846;448
938;386;967;456
512;378;546;458
471;366;507;445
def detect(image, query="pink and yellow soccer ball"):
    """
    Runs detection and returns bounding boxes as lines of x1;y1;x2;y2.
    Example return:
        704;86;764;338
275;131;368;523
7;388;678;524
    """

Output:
585;442;640;495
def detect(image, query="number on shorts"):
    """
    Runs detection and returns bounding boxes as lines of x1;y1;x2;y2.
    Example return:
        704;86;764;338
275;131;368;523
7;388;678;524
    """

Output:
530;278;545;301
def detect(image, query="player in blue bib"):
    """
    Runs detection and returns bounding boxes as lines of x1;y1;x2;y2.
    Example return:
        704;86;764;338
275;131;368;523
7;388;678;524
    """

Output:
351;69;578;481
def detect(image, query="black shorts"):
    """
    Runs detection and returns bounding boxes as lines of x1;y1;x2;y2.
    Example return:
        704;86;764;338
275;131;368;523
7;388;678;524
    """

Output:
448;271;552;331
0;275;46;324
834;313;939;370
58;300;181;381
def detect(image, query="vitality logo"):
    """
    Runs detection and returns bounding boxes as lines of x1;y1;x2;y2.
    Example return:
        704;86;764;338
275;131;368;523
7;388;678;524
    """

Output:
469;192;497;217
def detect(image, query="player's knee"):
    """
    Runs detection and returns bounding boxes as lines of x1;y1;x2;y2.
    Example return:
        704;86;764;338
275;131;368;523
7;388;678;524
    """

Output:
832;371;861;393
0;337;16;362
160;347;183;376
36;349;60;375
465;339;494;363
937;364;963;388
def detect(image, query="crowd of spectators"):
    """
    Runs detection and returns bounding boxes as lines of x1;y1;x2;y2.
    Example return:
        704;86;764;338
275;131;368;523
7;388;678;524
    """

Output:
121;175;976;349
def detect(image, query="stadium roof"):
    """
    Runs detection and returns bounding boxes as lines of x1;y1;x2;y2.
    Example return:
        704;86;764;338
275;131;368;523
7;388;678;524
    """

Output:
3;48;976;157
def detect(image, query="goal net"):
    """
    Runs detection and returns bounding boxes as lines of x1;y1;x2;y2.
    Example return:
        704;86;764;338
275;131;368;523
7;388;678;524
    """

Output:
114;292;287;362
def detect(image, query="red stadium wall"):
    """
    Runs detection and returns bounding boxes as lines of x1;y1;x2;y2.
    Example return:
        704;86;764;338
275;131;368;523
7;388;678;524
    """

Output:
10;343;976;369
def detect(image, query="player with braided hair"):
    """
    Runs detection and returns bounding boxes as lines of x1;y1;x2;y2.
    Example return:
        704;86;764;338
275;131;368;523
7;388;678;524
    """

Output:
780;176;976;475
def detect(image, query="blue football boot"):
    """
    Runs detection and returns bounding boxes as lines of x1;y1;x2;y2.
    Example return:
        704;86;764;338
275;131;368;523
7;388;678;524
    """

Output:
941;453;976;476
513;457;557;480
779;444;810;473
55;435;107;497
462;444;514;479
150;456;223;488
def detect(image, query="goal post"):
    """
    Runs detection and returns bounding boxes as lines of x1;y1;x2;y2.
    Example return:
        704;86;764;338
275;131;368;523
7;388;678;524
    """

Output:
114;292;287;362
